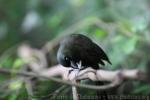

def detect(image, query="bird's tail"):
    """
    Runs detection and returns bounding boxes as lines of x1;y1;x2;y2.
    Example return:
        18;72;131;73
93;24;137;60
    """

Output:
95;81;108;100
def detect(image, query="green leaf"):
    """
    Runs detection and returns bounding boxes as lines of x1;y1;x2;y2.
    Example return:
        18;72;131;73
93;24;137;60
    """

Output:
123;36;138;54
94;29;107;38
47;13;64;28
9;80;23;90
13;58;24;69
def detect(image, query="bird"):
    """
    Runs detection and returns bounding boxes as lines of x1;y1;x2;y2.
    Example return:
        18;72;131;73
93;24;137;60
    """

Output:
57;33;111;100
57;33;111;70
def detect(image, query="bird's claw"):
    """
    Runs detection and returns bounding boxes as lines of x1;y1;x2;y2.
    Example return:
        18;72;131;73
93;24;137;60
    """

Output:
69;69;74;74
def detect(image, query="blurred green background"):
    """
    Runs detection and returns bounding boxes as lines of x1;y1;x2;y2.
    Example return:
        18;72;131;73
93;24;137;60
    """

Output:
0;0;150;99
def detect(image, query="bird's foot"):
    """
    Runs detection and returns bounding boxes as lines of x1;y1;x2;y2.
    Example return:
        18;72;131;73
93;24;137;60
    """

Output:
77;67;96;77
68;68;74;77
67;68;80;81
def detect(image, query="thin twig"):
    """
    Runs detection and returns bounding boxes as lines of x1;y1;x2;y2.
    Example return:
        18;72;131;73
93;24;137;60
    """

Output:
24;78;33;97
50;85;67;100
72;80;80;100
72;86;78;100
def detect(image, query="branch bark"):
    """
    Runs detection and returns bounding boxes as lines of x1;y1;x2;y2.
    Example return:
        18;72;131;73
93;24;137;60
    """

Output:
0;65;146;90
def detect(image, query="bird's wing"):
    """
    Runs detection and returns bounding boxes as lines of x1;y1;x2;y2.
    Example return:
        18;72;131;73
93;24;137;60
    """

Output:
77;40;111;65
90;42;111;64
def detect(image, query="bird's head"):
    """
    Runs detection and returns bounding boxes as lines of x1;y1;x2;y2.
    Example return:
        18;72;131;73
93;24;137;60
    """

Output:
57;45;71;67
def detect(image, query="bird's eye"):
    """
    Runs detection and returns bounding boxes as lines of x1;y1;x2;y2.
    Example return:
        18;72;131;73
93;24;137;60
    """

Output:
65;57;69;61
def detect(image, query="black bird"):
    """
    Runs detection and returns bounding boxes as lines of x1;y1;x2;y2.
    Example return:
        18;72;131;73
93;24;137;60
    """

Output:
57;34;111;70
57;34;111;100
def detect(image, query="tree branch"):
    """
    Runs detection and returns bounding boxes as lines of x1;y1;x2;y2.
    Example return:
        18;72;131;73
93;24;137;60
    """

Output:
0;65;146;90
